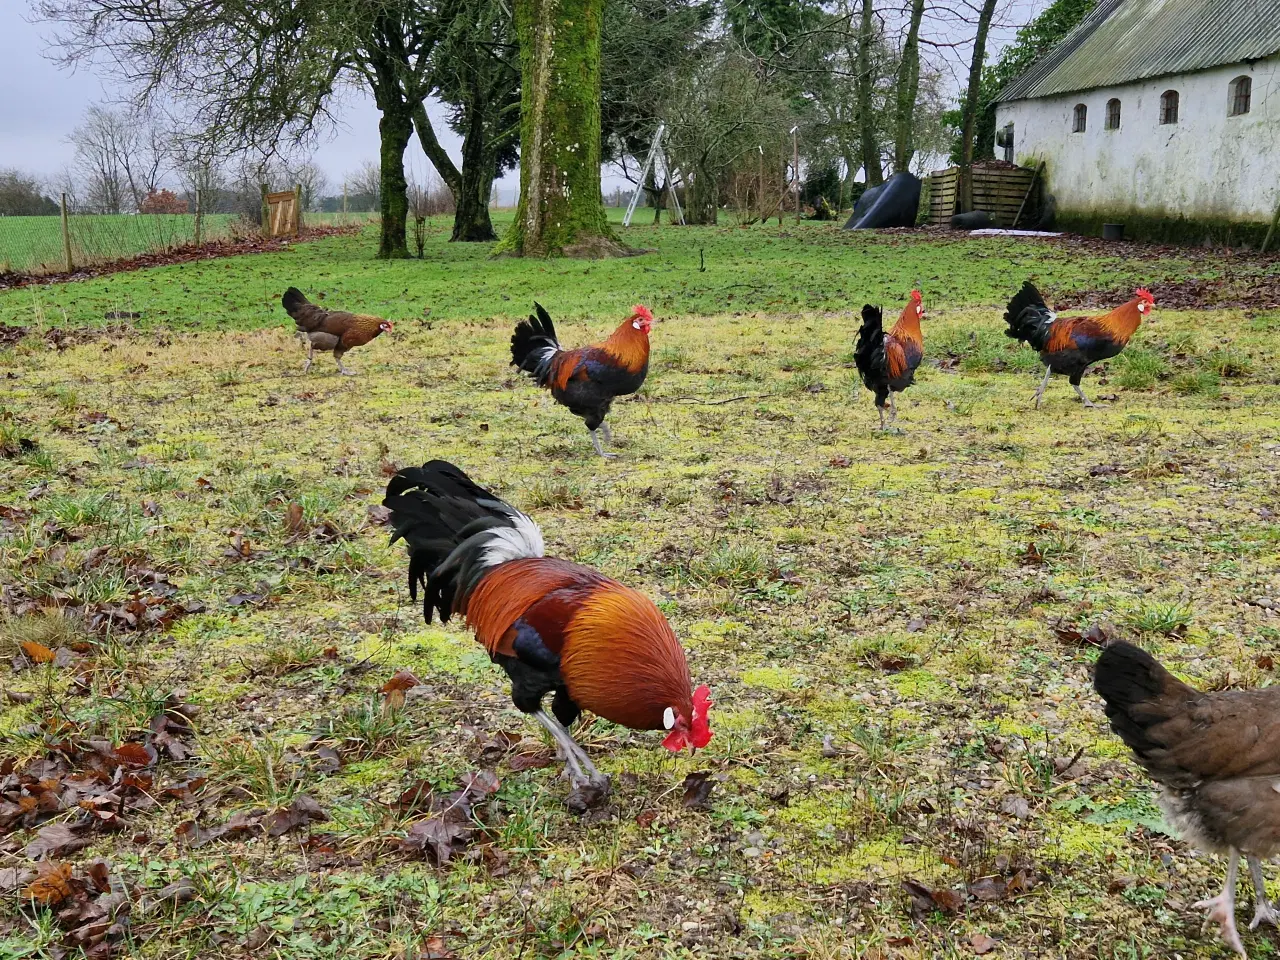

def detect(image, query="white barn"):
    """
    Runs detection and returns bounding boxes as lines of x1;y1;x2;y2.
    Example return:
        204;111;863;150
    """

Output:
994;0;1280;243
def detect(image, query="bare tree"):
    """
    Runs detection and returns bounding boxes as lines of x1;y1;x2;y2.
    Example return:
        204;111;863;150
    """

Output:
285;160;329;212
957;0;999;211
70;106;128;212
69;105;170;212
893;0;927;173
856;0;883;186
344;162;383;205
661;46;797;225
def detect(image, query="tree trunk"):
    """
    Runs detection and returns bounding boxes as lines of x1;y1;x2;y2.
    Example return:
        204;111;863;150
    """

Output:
496;0;623;256
454;99;499;241
958;0;998;213
376;98;413;259
686;168;717;225
856;0;883;187
645;166;662;224
892;0;926;174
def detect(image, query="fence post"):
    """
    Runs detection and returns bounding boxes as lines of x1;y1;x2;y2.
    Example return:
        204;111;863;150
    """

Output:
60;193;73;273
260;183;269;234
294;182;303;234
194;188;203;246
342;183;348;223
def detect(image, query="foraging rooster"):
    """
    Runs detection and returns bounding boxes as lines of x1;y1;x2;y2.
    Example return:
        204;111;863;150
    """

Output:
282;287;393;376
384;461;711;795
1095;641;1280;957
510;303;653;458
1004;282;1153;408
854;290;925;430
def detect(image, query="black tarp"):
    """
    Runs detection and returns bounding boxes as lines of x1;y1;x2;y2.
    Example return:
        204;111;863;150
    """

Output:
843;173;921;230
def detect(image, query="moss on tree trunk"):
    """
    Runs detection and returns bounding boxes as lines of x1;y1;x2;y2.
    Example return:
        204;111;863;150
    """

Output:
377;99;413;260
496;0;625;257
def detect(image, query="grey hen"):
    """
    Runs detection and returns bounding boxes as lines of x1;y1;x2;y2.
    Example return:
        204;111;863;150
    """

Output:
1095;641;1280;957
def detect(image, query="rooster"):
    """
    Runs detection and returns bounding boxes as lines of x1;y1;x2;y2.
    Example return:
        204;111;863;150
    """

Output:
510;303;653;458
1095;641;1280;957
282;287;393;376
1004;282;1153;408
854;290;925;430
384;460;711;795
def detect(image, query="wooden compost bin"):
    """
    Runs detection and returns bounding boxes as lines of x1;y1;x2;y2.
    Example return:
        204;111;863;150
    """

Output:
929;163;1039;227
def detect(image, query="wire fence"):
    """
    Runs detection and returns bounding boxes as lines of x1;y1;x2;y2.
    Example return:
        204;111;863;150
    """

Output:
0;208;379;277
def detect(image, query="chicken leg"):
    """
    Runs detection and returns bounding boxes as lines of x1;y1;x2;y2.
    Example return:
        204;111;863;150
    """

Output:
888;392;899;424
1194;848;1246;957
599;422;613;446
1248;857;1280;930
1072;382;1097;407
334;348;355;376
1033;365;1052;408
876;404;887;431
303;341;315;374
589;429;617;459
534;710;610;791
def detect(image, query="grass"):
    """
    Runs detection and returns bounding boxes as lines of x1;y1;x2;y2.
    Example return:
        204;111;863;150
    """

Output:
0;211;376;275
5;209;1280;330
1;222;1280;958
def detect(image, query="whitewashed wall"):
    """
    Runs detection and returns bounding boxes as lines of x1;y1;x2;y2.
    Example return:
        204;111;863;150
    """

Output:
996;55;1280;222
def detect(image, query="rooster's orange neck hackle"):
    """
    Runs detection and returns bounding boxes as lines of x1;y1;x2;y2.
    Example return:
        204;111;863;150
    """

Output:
1095;287;1153;344
890;290;925;346
599;304;654;373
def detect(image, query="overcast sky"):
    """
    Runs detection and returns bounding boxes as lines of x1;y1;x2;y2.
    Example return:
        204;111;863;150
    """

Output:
4;1;1043;203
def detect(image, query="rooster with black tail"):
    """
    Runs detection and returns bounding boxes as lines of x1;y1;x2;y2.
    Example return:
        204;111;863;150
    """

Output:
384;461;712;799
854;290;926;431
510;303;653;458
1004;281;1153;408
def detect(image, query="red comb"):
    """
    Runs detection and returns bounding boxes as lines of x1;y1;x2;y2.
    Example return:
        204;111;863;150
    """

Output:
910;289;922;303
632;304;653;322
693;684;712;715
1135;287;1154;303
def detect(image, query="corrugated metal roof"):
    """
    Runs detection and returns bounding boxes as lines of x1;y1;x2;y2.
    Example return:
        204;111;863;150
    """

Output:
995;0;1280;103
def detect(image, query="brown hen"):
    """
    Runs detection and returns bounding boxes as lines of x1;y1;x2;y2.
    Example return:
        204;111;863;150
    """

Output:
282;287;393;376
1095;641;1280;957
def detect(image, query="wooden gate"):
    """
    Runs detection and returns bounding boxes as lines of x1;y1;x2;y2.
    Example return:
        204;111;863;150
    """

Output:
929;163;1040;227
263;187;302;237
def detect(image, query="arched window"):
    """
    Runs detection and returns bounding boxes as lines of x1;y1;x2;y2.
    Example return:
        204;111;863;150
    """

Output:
1229;76;1252;116
1105;98;1121;130
1160;90;1179;124
1072;103;1087;132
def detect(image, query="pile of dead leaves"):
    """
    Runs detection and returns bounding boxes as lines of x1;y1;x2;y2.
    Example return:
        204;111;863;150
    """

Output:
1;702;202;849
175;794;328;847
4;545;204;635
1;858;134;959
397;770;500;866
902;863;1038;921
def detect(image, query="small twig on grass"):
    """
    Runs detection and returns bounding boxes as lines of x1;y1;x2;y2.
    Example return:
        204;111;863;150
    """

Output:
659;394;777;405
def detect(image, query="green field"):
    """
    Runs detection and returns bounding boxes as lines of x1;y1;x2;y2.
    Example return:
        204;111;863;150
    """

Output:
2;220;1280;958
0;212;374;276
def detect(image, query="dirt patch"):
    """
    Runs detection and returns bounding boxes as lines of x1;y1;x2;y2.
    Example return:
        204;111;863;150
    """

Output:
0;225;363;291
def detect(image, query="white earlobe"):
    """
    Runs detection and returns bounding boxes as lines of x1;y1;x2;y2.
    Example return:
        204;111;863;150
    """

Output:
663;707;676;730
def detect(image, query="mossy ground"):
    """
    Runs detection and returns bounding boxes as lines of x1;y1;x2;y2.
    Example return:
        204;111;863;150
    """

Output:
2;219;1280;958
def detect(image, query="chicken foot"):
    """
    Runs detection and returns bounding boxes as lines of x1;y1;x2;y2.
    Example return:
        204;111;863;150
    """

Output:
589;429;618;459
334;349;355;376
302;340;314;374
1072;382;1101;407
1194;848;1247;957
1248;856;1280;930
1033;365;1052;409
534;710;610;792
